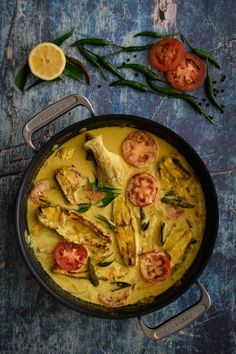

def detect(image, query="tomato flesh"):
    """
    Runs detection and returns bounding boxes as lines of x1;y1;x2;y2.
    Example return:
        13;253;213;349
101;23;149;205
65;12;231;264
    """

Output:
166;52;206;91
140;251;171;283
54;242;88;271
122;131;157;168
149;38;185;72
126;173;158;207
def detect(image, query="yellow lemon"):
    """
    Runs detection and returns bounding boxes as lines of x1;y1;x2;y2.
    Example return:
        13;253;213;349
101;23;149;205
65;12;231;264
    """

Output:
28;42;66;80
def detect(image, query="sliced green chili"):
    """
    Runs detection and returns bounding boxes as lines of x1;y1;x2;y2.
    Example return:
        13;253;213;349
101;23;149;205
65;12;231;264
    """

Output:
161;197;194;208
88;257;99;287
111;281;132;292
160;222;165;246
121;43;154;52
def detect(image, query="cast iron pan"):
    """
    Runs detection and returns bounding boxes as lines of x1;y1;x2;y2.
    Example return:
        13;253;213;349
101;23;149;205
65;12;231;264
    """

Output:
15;95;218;340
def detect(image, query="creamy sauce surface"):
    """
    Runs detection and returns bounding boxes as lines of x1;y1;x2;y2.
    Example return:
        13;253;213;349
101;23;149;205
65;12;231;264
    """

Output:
27;127;206;306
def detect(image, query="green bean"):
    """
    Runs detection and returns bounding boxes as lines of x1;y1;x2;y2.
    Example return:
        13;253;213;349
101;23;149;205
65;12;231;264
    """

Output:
161;197;194;208
96;55;124;79
205;60;224;112
66;56;91;85
71;37;118;47
134;31;179;38
118;63;166;83
77;46;107;81
181;34;221;69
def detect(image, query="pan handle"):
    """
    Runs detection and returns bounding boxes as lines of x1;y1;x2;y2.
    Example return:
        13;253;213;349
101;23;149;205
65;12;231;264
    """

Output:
23;94;96;151
138;281;211;340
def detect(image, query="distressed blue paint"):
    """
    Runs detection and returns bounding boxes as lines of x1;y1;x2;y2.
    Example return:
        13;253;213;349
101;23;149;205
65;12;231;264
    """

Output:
0;0;235;353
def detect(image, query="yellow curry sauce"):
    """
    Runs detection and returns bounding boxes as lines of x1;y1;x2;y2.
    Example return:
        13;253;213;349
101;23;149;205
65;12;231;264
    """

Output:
26;127;206;307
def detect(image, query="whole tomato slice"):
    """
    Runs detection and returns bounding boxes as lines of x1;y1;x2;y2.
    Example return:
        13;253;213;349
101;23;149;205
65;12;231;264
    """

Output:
122;130;158;168
166;52;206;91
140;251;171;283
149;38;185;72
54;241;88;271
126;173;158;207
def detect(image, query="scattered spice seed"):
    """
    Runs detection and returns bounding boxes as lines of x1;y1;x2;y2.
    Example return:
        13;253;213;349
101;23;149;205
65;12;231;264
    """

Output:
221;75;226;82
97;85;101;88
213;80;217;84
134;73;139;77
206;103;209;107
127;58;130;62
133;54;137;57
221;89;224;93
202;98;206;102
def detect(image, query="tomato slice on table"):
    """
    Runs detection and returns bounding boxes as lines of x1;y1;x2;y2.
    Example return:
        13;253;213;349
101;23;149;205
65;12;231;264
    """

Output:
140;251;171;283
54;242;88;271
166;52;206;91
122;131;157;168
149;38;185;72
126;173;158;207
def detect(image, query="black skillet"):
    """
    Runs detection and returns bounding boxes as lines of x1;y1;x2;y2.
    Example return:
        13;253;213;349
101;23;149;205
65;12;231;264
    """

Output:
15;94;218;340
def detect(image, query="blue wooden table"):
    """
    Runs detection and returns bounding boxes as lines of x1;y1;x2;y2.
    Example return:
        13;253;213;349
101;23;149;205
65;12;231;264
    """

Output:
0;0;235;353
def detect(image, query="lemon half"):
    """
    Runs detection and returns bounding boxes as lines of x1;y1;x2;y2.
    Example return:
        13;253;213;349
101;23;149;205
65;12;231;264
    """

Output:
28;42;66;80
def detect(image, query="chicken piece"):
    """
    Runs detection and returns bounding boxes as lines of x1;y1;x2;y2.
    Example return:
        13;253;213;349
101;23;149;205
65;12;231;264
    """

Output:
38;206;111;250
158;156;190;183
56;166;87;204
84;135;127;187
112;195;139;266
52;261;128;281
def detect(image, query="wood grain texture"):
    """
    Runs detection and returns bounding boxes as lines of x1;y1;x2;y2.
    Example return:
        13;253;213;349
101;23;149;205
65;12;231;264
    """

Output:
0;0;235;353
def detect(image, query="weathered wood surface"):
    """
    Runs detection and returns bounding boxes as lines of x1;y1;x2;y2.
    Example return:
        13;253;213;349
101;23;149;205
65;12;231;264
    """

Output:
0;0;235;353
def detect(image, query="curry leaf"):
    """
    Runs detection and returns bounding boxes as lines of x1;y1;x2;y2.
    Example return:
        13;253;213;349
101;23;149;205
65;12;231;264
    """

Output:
15;63;30;91
63;62;83;82
51;28;74;46
95;215;116;231
77;203;91;213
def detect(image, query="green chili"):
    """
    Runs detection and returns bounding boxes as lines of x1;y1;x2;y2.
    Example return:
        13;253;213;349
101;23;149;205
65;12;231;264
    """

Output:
161;197;195;208
181;34;221;69
205;60;224;112
96;55;124;79
118;63;166;83
121;43;154;52
110;79;155;94
71;37;118;47
77;46;107;81
134;31;179;38
160;222;165;246
88;257;99;287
